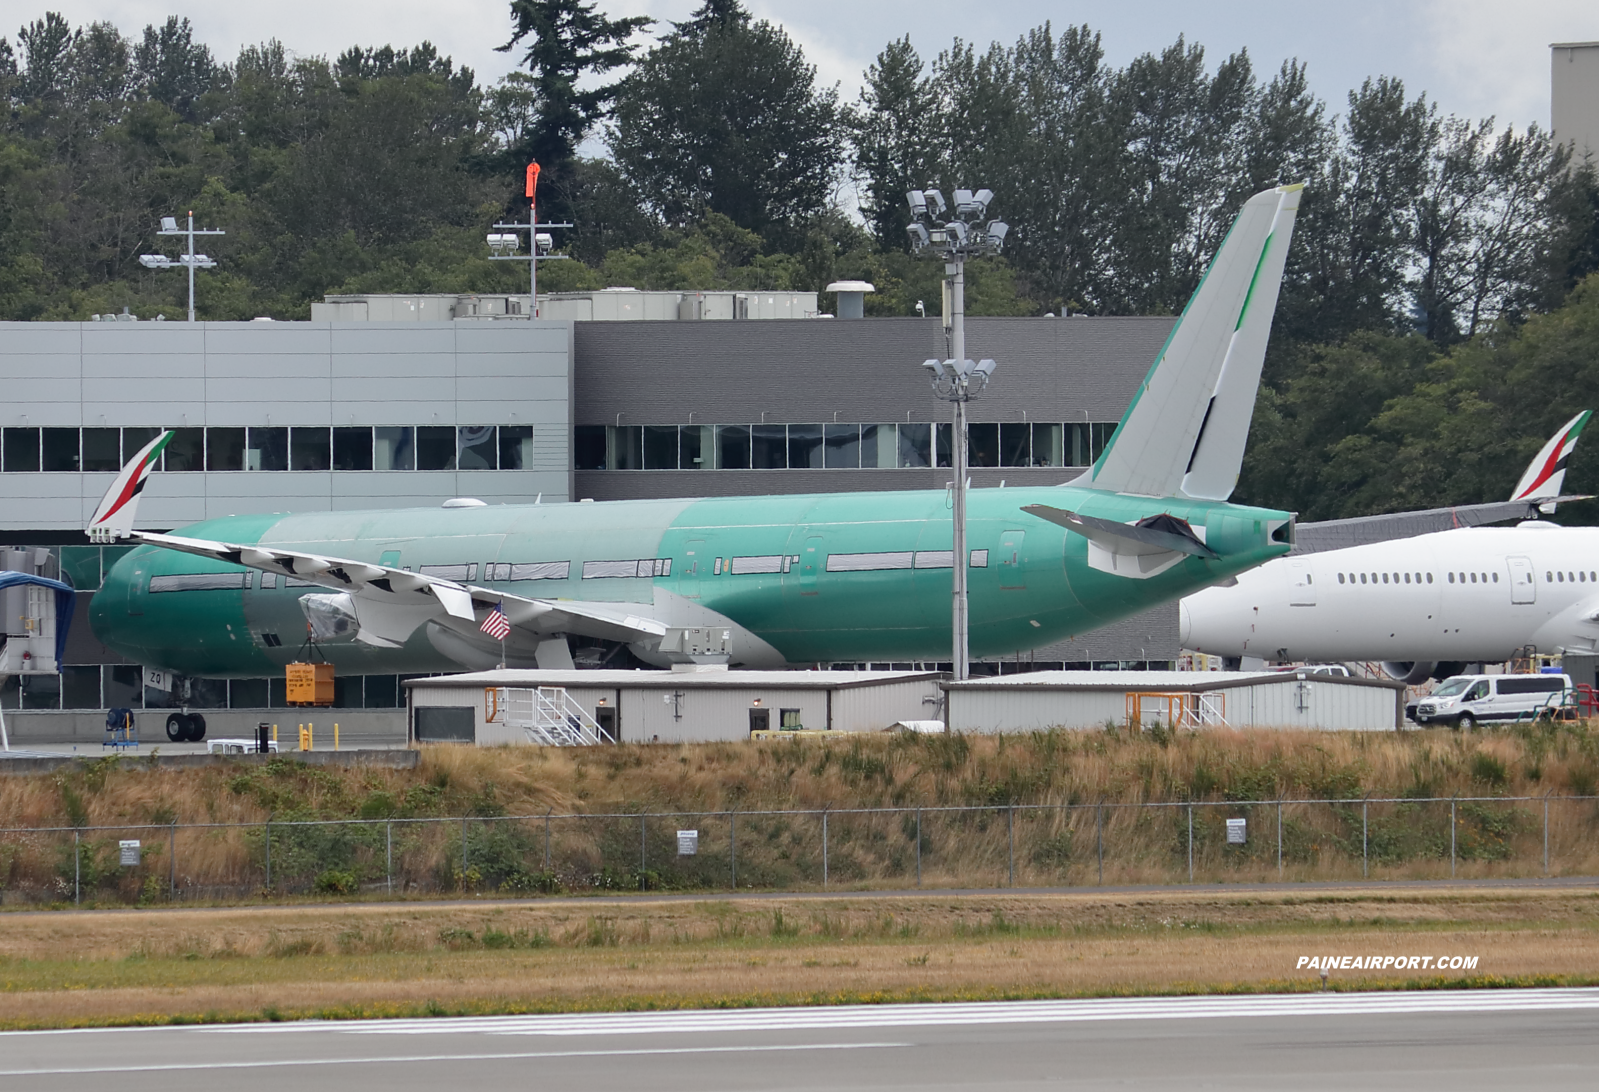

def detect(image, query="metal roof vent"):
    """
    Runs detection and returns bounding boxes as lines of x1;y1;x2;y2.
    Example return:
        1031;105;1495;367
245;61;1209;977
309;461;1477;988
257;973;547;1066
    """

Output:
825;280;875;319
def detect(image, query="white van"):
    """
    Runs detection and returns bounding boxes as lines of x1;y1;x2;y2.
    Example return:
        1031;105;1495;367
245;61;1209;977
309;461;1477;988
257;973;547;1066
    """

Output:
1413;673;1571;729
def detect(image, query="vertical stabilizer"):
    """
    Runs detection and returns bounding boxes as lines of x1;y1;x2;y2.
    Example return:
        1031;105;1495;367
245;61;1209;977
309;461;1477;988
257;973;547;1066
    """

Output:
1081;184;1302;499
87;430;171;542
1511;410;1591;503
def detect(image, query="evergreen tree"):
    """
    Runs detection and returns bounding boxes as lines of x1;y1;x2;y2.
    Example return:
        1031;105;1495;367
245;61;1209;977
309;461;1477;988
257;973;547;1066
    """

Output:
847;36;942;250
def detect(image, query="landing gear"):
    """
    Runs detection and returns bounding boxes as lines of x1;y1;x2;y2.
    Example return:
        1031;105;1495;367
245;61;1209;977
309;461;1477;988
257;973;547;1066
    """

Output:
163;712;208;742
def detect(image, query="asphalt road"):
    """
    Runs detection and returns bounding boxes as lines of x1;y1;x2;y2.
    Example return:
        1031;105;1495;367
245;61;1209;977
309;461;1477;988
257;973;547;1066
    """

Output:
3;990;1598;1091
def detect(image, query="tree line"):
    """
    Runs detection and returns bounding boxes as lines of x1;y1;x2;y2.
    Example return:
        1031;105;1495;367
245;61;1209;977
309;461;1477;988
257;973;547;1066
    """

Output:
4;0;1599;519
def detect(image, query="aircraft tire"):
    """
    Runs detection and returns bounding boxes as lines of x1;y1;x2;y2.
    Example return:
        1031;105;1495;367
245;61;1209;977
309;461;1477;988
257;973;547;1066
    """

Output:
1457;713;1475;732
186;713;207;742
165;713;188;742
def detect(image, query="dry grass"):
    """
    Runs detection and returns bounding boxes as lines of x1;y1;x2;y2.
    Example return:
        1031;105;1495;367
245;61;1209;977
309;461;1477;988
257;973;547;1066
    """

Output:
4;727;1599;904
0;886;1596;1028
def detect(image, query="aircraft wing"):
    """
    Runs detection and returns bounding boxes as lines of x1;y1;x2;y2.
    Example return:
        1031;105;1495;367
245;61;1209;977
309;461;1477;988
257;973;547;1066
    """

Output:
1290;496;1592;554
127;531;667;648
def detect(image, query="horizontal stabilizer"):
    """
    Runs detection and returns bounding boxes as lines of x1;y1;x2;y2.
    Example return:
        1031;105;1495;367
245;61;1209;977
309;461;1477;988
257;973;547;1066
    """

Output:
1023;505;1218;558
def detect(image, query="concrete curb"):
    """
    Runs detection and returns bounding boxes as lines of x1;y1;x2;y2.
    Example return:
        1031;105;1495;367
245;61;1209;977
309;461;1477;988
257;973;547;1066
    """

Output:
0;749;419;775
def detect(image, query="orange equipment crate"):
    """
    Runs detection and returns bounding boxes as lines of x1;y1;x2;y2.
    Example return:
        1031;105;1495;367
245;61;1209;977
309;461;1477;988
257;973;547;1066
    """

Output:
285;662;335;706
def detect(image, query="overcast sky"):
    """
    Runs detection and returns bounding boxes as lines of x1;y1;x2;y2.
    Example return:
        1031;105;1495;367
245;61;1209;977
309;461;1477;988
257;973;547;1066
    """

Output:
6;0;1593;131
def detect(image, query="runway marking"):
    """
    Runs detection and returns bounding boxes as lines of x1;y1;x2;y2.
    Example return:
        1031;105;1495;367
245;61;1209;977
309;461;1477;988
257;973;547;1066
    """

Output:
0;1041;907;1077
200;988;1599;1037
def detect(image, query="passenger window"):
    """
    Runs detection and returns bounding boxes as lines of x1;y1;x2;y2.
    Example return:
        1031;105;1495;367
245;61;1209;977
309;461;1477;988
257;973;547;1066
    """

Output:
1307;574;1313;584
1493;572;1499;583
1426;573;1433;583
1548;572;1554;581
1360;573;1367;584
1470;573;1477;584
1338;573;1346;584
1448;573;1455;584
1381;573;1389;584
1559;572;1565;582
1403;573;1411;584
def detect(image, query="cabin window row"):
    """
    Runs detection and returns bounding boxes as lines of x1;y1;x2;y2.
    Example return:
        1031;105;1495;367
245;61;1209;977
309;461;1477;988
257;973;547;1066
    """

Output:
1336;570;1599;586
1547;570;1598;583
1337;572;1436;584
573;422;1120;471
0;426;538;473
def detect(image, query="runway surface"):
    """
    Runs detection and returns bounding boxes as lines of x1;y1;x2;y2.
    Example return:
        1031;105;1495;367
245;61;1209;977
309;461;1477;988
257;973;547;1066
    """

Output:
4;989;1598;1091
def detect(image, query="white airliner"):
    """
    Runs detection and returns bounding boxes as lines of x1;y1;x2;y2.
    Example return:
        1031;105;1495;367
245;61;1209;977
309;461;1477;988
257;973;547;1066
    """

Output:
1180;412;1595;682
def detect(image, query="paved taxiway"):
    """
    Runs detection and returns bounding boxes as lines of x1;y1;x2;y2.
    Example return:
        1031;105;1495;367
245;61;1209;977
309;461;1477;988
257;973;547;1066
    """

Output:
3;989;1597;1091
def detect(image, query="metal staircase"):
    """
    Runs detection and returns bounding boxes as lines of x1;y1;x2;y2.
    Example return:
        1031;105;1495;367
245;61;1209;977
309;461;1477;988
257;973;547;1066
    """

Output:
499;687;613;746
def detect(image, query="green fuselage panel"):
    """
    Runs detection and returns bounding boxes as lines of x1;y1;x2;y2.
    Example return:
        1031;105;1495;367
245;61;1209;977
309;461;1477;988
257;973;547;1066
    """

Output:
90;487;1290;675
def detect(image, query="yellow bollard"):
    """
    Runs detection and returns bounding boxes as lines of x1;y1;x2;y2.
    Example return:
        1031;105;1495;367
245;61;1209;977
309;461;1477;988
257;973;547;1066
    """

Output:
334;723;339;751
298;725;309;752
272;724;278;746
309;722;314;750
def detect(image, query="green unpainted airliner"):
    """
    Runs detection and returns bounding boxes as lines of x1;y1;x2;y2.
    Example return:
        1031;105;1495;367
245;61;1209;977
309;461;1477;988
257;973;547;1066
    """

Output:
88;185;1304;677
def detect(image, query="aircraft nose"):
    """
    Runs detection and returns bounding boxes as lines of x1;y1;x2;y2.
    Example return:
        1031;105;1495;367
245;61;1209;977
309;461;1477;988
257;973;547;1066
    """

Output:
89;552;141;660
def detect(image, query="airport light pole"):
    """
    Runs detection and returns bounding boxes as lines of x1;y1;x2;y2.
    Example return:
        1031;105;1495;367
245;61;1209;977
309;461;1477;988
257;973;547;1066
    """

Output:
488;163;572;318
139;212;225;322
908;187;1007;682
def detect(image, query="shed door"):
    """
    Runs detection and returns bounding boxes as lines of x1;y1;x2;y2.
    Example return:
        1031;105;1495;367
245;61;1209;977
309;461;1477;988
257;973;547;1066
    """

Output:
1507;556;1535;604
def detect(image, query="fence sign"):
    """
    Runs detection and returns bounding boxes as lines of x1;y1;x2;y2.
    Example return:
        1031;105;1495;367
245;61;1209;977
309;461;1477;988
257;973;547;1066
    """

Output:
119;839;141;866
1226;818;1247;845
677;829;698;856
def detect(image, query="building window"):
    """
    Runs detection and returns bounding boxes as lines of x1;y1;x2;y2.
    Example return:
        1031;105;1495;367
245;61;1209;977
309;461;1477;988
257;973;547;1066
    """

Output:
165;427;205;471
788;424;824;468
458;426;498;470
823;424;860;468
574;425;607;470
2;427;39;472
499;425;533;470
375;426;414;470
246;426;287;471
999;423;1031;467
642;425;677;469
967;423;1000;468
416;426;455;470
290;426;331;471
751;424;786;469
122;426;163;464
717;425;751;469
333;426;374;470
42;428;79;471
81;428;121;472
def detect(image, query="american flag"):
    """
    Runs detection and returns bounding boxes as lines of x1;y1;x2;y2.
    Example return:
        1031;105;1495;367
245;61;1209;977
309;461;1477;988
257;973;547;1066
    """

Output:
480;604;510;640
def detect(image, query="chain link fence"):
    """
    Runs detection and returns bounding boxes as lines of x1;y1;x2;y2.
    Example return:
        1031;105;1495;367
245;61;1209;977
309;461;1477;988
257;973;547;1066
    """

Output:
2;796;1595;906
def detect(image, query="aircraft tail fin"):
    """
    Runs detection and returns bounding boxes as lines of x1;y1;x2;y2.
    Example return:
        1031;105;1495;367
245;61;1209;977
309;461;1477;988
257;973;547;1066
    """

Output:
1080;183;1302;499
1511;410;1590;509
87;430;172;543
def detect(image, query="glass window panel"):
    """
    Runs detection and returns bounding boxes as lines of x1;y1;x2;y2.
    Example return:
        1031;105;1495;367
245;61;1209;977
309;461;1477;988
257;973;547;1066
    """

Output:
103;665;142;709
229;678;268;708
290;426;331;471
122;426;161;463
642;425;678;469
1033;423;1064;467
680;425;712;470
1090;422;1118;459
364;674;399;708
82;427;121;472
416;426;456;470
968;423;999;468
61;665;101;709
716;425;751;469
245;426;286;471
333;675;364;709
268;676;287;709
0;673;15;708
190;677;228;709
21;673;59;709
935;422;952;468
897;423;931;468
498;425;532;470
457;426;498;470
333;426;373;470
609;425;643;470
824;424;860;468
42;427;79;471
751;424;787;469
2;427;40;472
374;426;414;470
999;423;1031;467
1066;423;1091;467
574;425;607;469
59;546;102;590
861;424;879;468
787;424;824;468
166;427;205;471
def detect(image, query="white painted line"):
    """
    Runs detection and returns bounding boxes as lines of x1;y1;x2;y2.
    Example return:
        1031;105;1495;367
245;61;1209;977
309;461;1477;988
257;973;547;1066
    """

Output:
201;988;1599;1037
0;1041;907;1077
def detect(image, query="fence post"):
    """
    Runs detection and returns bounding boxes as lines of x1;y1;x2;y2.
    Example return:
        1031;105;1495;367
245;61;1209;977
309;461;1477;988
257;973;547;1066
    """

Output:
1096;804;1103;886
1277;801;1282;879
462;817;469;886
915;808;922;888
822;809;829;889
1187;804;1194;883
386;820;393;894
1544;797;1549;877
1450;798;1457;878
640;813;647;892
264;819;271;890
545;807;552;873
73;830;80;905
1362;801;1368;879
1007;806;1015;887
730;811;737;890
169;821;176;900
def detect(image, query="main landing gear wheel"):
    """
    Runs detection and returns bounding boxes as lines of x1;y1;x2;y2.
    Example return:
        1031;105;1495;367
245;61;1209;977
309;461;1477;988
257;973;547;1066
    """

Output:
164;712;208;742
187;713;206;742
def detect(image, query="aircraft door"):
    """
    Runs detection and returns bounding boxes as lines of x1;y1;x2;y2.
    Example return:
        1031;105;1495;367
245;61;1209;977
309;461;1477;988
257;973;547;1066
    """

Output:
998;530;1026;589
678;539;705;599
799;536;823;595
1507;556;1535;604
1288;560;1316;606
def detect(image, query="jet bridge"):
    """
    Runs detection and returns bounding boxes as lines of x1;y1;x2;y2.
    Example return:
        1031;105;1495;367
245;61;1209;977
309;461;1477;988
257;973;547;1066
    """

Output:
0;563;76;751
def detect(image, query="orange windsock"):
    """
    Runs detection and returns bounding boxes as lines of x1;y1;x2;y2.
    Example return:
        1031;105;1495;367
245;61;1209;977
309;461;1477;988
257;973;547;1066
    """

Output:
526;162;540;202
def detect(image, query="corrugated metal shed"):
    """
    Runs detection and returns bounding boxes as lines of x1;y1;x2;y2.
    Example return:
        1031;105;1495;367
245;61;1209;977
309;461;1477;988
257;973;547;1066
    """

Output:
405;668;944;745
943;670;1404;732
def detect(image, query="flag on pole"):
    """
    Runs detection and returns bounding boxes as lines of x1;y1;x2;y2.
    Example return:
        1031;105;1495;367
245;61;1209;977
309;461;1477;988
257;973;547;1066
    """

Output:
480;604;510;641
